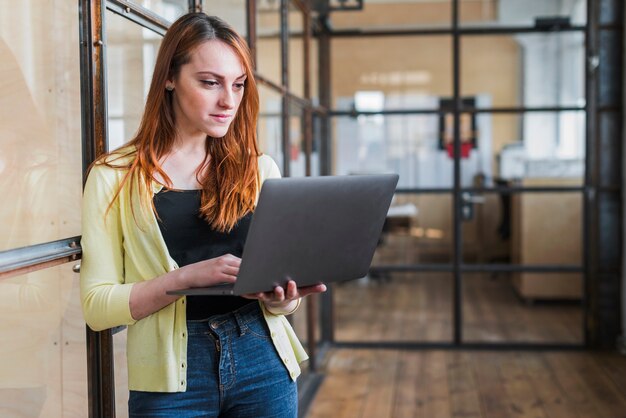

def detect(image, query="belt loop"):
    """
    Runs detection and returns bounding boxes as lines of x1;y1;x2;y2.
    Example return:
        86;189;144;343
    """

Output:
233;310;247;336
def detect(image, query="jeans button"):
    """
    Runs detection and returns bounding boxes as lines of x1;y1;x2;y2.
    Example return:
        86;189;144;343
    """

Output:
211;322;219;329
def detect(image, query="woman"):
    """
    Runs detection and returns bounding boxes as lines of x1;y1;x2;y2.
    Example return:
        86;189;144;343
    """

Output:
80;13;325;418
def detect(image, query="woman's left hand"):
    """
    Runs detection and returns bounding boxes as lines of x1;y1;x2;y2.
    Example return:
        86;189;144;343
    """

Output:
243;280;327;313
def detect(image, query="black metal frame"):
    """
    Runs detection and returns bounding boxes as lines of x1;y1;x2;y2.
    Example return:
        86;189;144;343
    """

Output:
78;1;117;417
585;0;624;348
106;0;169;35
315;0;623;350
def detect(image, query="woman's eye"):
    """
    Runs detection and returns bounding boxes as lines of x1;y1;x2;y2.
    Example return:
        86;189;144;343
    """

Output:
201;80;218;87
233;83;245;90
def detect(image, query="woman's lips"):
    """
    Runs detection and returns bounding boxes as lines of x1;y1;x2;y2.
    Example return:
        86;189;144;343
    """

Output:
211;114;232;122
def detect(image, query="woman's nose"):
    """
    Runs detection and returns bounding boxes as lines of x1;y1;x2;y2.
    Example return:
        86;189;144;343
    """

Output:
219;89;235;109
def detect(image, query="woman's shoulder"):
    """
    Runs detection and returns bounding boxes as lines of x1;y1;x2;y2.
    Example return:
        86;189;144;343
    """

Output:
91;145;136;170
88;145;137;181
257;154;281;179
99;144;137;166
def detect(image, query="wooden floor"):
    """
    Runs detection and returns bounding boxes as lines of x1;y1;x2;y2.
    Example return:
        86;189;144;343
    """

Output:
305;247;625;418
334;273;582;344
305;349;626;418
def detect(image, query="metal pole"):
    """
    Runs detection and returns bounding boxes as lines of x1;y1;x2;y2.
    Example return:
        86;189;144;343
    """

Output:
188;0;202;13
79;0;115;417
452;0;463;346
317;13;334;344
621;0;626;354
246;0;257;67
303;4;313;177
583;0;598;349
280;0;290;177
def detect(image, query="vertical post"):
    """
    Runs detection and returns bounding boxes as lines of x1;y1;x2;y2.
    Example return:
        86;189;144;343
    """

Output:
588;0;623;348
246;0;257;67
79;0;114;417
621;0;626;355
451;0;463;346
317;13;334;344
188;0;202;13
301;5;318;367
584;0;598;349
318;16;332;177
280;0;291;177
303;4;313;177
80;0;109;174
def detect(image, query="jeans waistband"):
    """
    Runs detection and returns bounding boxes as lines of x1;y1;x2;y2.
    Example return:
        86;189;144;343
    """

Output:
186;302;262;337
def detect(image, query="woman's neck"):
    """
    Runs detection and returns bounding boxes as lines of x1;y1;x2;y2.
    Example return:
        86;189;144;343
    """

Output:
157;136;210;190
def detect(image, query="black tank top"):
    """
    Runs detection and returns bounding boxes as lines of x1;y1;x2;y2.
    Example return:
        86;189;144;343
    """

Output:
153;188;253;319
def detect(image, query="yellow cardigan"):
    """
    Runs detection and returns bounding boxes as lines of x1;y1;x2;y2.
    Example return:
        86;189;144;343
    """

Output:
80;150;308;392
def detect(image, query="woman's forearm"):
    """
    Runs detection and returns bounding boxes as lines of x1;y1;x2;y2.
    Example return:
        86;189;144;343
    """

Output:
129;268;186;320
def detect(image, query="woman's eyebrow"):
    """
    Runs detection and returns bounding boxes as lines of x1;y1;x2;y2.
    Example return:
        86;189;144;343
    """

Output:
196;71;247;80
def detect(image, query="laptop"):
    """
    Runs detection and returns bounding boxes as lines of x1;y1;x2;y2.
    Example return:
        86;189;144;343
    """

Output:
167;173;399;296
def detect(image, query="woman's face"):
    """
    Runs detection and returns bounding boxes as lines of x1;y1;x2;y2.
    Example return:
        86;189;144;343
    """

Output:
168;39;246;139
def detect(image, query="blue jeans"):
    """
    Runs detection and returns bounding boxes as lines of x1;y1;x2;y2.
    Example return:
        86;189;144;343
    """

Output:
128;303;298;418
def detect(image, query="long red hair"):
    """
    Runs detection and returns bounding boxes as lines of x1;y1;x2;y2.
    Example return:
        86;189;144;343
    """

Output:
98;13;260;232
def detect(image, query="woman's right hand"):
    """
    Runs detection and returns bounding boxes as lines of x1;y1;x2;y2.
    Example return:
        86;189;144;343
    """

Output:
178;254;241;289
130;254;240;321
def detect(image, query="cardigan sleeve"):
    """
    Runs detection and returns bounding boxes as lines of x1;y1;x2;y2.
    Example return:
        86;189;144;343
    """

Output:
80;165;137;331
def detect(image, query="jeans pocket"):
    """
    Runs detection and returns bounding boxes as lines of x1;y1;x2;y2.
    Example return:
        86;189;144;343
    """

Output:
243;316;272;340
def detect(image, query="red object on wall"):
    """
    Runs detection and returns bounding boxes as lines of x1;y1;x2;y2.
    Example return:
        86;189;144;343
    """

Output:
446;142;472;159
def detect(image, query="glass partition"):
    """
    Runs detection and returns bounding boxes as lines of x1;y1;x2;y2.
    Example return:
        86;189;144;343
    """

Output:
258;84;283;171
107;10;163;151
288;3;305;98
462;272;583;343
460;0;587;28
329;0;452;30
331;36;452;111
458;111;586;190
256;2;282;87
335;272;453;343
137;0;188;21
372;193;453;266
0;0;82;251
461;33;585;109
203;0;248;35
288;102;306;177
462;188;583;265
333;114;453;189
0;264;85;417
